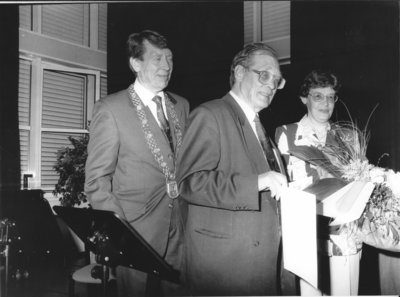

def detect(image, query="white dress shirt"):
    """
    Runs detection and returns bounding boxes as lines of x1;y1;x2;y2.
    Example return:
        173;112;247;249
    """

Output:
134;80;168;127
229;90;259;141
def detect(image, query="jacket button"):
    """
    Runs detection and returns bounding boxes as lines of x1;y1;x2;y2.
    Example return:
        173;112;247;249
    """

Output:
168;203;173;208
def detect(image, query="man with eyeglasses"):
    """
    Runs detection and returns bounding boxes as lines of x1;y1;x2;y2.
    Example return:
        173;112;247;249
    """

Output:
176;43;296;295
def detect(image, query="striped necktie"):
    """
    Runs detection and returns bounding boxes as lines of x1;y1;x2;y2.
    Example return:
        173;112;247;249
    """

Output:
254;114;279;172
153;95;174;152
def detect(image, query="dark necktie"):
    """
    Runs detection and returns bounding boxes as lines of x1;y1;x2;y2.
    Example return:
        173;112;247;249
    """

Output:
254;114;279;172
153;95;174;152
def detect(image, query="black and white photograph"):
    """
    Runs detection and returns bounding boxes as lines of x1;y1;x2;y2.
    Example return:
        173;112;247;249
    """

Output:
0;1;399;296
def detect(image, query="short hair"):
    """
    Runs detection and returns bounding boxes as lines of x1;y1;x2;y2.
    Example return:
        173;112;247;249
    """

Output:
299;70;341;97
126;30;168;75
229;42;279;87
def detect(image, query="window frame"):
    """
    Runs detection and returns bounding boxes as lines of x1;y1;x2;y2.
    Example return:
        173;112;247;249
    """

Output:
22;55;100;193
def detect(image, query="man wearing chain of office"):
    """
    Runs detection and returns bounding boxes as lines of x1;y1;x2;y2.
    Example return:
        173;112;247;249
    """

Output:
85;30;190;296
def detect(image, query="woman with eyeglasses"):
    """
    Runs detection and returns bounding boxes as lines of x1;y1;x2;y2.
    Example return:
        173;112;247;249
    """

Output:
275;70;362;296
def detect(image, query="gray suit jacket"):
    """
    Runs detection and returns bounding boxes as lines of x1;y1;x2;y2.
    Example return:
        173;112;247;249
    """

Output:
177;93;283;295
85;87;189;266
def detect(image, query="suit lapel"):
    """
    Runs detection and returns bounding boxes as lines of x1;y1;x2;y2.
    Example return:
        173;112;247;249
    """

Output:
270;139;287;176
224;94;269;174
128;89;175;170
164;92;181;153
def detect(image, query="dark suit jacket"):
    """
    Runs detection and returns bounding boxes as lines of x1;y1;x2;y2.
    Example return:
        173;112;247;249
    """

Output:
177;93;282;296
85;87;189;270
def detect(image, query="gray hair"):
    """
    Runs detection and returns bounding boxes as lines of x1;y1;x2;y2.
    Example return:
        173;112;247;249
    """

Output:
229;42;279;87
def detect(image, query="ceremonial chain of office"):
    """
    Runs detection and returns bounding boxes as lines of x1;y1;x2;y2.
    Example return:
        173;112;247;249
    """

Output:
128;84;182;198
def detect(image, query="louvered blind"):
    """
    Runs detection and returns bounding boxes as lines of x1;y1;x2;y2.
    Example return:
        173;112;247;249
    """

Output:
19;5;32;30
41;70;86;188
243;1;290;61
244;2;256;44
100;76;108;98
42;4;87;46
42;70;86;129
18;59;31;187
261;2;290;41
19;59;31;126
20;130;30;186
98;3;107;51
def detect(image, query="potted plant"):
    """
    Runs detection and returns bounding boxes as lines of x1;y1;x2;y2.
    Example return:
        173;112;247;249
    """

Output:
53;134;90;253
53;134;89;207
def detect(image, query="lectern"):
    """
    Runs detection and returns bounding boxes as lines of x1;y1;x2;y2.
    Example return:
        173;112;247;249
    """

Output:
53;206;180;296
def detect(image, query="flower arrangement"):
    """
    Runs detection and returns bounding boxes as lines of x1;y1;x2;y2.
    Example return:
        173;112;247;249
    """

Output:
360;169;400;251
289;119;400;252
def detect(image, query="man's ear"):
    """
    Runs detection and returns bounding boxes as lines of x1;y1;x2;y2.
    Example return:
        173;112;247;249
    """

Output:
300;96;308;105
234;65;245;82
129;57;141;73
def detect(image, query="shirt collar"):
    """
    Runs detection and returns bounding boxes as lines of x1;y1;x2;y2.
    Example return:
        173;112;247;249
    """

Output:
299;114;331;131
229;90;257;124
134;80;165;106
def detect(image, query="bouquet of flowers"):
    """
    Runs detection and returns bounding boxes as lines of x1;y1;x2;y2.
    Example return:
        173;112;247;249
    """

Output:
289;120;400;252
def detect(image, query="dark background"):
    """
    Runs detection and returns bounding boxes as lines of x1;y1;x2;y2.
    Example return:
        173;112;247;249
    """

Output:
107;1;400;173
108;2;244;105
290;1;400;171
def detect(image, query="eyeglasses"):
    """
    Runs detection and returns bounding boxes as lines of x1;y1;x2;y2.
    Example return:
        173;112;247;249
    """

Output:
308;92;338;103
250;69;286;89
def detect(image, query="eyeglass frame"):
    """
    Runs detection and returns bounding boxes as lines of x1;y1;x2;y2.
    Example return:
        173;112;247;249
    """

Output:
307;92;339;103
248;68;286;89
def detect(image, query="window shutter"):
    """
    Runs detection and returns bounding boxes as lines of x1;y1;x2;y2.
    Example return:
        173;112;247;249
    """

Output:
243;1;290;61
42;4;87;46
261;2;290;41
20;130;30;186
244;2;256;44
41;70;86;188
98;3;107;51
19;59;31;187
100;76;108;99
19;59;31;126
42;70;86;129
19;5;32;30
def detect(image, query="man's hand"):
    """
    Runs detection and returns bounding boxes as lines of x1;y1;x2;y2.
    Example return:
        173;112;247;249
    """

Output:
258;171;288;200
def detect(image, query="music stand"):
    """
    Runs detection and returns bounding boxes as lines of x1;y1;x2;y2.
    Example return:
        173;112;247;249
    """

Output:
53;206;180;296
